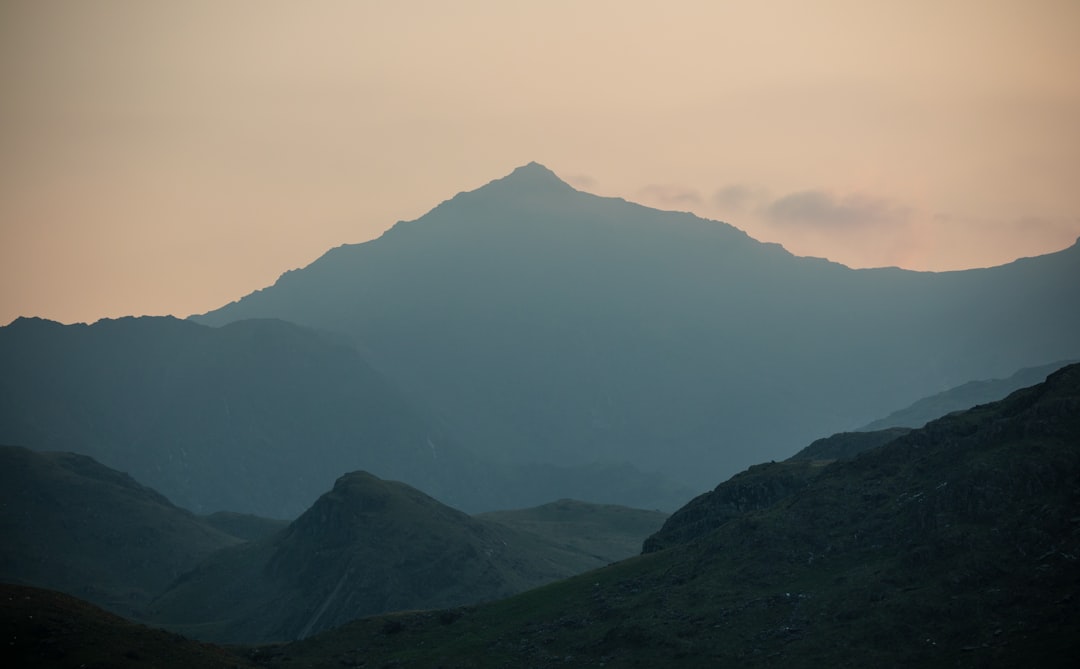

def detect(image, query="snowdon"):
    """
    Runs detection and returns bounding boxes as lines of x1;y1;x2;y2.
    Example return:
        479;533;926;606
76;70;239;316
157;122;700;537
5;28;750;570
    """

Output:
191;163;1080;499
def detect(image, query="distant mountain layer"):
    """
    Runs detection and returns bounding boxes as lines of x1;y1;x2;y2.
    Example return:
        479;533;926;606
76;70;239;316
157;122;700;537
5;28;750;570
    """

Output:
279;362;1080;667
860;359;1077;430
0;445;239;618
0;316;474;517
0;316;693;516
192;162;1080;495
146;471;666;643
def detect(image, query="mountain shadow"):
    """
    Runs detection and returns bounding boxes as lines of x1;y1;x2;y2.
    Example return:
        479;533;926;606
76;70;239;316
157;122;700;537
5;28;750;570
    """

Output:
277;363;1080;667
0;445;240;619
191;162;1080;499
146;471;664;643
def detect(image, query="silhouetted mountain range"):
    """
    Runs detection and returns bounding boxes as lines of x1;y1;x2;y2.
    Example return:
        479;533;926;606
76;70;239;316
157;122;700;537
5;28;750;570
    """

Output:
191;162;1080;495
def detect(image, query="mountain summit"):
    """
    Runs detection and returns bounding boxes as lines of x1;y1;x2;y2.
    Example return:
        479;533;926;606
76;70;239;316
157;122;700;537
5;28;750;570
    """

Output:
497;161;571;187
192;164;1080;499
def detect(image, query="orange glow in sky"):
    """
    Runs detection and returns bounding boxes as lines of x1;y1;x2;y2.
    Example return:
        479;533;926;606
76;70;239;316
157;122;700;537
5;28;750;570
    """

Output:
2;0;1078;324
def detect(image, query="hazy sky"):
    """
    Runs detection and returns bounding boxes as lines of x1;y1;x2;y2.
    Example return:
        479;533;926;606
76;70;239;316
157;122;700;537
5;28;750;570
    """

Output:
2;0;1079;325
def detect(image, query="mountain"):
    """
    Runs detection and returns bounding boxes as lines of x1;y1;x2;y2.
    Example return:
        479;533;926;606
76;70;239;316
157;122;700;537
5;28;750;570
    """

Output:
275;363;1080;667
0;315;693;515
860;359;1078;431
192;162;1080;497
146;471;663;643
0;445;239;618
0;583;257;669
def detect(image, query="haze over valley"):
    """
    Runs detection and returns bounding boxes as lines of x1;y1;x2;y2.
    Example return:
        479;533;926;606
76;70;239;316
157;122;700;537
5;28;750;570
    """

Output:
2;160;1079;665
3;4;1080;661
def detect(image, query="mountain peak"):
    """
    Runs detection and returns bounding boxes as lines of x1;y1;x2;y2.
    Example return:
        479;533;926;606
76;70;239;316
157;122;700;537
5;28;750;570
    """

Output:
509;161;560;179
482;161;574;194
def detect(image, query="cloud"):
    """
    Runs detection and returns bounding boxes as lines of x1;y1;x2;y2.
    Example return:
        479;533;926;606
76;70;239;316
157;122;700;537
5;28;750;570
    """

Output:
566;174;597;189
765;190;910;228
712;184;753;210
711;184;773;213
637;184;702;207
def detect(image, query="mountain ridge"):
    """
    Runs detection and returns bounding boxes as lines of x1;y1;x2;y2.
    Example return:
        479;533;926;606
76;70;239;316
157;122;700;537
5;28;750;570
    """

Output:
190;164;1080;497
0;315;693;516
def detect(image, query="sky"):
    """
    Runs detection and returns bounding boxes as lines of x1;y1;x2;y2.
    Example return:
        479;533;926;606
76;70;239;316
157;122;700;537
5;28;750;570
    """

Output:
2;0;1079;325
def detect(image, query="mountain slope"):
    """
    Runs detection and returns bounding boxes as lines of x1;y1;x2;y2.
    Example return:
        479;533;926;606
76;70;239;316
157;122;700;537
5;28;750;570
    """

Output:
192;162;1080;496
860;358;1077;430
146;471;659;643
0;445;239;618
276;363;1080;667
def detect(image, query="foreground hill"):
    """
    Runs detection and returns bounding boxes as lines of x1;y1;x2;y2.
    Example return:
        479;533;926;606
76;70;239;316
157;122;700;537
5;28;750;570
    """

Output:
0;315;691;516
146;472;665;643
0;445;239;619
271;363;1080;667
0;584;256;669
192;162;1080;497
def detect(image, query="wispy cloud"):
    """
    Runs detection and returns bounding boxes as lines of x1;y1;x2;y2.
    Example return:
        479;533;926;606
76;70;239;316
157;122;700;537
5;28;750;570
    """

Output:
566;174;597;190
711;184;772;213
637;184;703;207
765;190;910;228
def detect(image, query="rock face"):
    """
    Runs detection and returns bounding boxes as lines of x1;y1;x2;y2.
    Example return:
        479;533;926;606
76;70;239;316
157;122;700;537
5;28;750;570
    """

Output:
192;162;1080;496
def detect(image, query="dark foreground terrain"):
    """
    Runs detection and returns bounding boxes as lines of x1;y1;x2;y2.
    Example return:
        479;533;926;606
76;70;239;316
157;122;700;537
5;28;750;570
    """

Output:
1;584;256;669
259;363;1080;667
5;364;1079;667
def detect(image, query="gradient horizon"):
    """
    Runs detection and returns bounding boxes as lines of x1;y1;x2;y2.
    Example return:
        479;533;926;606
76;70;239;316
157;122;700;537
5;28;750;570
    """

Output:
2;1;1078;325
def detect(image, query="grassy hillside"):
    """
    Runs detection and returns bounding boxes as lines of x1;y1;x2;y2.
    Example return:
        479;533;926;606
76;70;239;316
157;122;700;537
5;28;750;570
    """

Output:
266;363;1080;667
